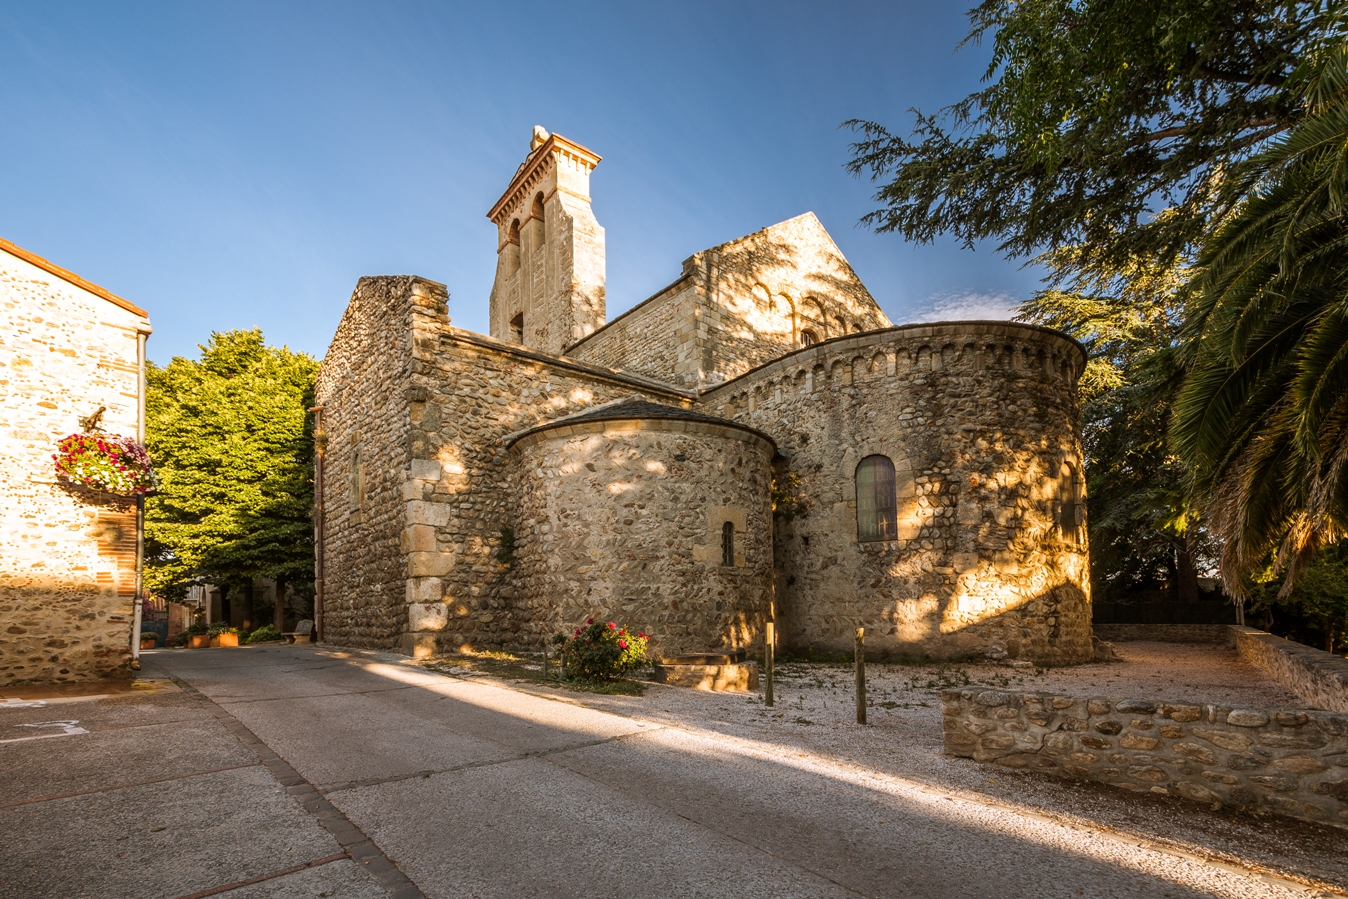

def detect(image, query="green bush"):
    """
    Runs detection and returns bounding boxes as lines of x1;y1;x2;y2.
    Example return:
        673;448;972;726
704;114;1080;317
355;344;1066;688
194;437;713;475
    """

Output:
207;622;240;636
559;619;648;681
186;621;209;636
245;624;283;644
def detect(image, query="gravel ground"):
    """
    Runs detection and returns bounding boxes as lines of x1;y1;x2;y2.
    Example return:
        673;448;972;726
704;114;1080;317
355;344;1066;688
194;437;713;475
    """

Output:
490;641;1348;894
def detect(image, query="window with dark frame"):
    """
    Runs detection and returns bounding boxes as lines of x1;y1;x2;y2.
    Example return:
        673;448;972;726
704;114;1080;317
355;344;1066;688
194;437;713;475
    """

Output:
856;455;897;542
722;520;735;566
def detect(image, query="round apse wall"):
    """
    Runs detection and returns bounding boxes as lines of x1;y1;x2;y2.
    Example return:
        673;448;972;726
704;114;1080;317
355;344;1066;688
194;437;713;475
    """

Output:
508;408;775;656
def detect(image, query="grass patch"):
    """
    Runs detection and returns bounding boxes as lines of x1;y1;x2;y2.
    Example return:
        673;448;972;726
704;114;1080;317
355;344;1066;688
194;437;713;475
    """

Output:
419;651;647;696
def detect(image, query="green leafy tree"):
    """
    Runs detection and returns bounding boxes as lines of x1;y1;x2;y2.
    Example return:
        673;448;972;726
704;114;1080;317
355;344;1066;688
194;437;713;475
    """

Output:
145;330;318;630
1018;244;1210;602
845;0;1326;277
1172;37;1348;595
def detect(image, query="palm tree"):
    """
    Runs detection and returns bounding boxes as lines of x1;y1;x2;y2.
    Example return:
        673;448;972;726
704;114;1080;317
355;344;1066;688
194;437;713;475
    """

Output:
1172;35;1348;596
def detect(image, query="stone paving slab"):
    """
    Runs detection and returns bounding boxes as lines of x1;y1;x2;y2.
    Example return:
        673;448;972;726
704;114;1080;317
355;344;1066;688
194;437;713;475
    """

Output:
214;858;388;898
0;766;341;899
0;713;255;805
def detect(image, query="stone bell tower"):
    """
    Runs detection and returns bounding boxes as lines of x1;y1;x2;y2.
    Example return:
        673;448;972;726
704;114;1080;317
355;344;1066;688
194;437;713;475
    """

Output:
487;126;606;355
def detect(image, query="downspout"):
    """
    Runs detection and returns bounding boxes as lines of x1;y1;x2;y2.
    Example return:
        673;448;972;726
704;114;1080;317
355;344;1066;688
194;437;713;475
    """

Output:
130;330;148;671
310;406;326;643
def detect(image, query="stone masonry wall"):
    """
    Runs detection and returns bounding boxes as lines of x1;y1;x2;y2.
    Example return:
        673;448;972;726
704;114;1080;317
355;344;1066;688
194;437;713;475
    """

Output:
563;277;696;385
511;418;775;656
0;245;149;684
703;322;1091;665
943;688;1348;828
569;213;890;389
1092;624;1234;644
314;276;429;648
1233;627;1348;715
400;330;695;655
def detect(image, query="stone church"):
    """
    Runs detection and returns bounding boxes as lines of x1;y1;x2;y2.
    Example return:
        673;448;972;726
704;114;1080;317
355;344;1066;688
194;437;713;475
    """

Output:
315;128;1092;665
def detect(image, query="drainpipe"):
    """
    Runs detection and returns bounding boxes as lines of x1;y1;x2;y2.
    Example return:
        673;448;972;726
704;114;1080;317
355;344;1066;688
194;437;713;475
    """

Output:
310;406;326;643
130;331;148;671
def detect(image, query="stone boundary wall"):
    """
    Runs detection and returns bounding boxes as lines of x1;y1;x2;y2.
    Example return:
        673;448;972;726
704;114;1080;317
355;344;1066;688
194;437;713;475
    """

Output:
942;688;1348;828
1233;627;1348;715
1092;624;1233;644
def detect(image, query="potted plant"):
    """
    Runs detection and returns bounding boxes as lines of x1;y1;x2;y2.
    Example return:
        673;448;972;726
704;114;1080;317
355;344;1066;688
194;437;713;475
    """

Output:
208;623;240;648
139;632;157;650
186;622;210;649
51;433;157;498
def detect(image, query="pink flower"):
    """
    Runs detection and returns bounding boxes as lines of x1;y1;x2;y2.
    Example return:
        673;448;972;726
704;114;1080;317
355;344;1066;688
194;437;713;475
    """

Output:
587;618;593;624
618;640;628;649
608;622;616;629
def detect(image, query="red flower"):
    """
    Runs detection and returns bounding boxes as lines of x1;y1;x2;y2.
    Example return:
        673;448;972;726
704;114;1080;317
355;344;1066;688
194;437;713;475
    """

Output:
587;618;594;624
618;640;628;649
608;622;616;629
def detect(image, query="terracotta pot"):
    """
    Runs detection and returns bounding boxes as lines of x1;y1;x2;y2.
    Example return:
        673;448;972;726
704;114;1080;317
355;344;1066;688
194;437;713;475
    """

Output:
211;633;239;648
189;635;210;648
139;639;156;650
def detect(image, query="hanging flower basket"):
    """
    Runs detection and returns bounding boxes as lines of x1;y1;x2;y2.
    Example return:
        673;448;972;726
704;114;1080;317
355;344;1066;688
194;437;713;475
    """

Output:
52;434;157;498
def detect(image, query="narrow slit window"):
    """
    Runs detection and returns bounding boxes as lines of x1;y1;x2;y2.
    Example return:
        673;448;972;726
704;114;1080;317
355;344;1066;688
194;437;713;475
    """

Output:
856;455;897;542
722;521;735;566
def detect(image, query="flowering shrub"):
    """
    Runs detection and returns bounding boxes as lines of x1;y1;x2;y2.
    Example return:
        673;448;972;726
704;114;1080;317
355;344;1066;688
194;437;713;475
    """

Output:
558;619;649;680
52;433;157;496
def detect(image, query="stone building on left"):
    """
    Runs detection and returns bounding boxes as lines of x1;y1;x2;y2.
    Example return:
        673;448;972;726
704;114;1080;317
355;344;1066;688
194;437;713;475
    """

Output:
0;237;152;685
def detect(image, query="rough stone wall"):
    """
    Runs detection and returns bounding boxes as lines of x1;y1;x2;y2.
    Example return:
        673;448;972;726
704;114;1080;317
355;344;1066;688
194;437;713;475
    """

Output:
569;213;890;389
688;212;890;384
314;276;433;649
399;331;695;656
943;688;1348;828
511;419;775;655
563;276;697;384
1233;627;1348;715
0;245;149;684
703;322;1092;665
1092;624;1234;644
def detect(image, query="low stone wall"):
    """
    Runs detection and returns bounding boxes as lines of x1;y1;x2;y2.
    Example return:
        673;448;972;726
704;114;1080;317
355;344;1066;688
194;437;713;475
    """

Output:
942;688;1348;828
1091;624;1233;645
1233;627;1348;715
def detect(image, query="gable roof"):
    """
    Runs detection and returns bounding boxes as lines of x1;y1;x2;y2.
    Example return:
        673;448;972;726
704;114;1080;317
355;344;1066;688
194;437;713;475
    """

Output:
0;236;149;319
505;397;776;451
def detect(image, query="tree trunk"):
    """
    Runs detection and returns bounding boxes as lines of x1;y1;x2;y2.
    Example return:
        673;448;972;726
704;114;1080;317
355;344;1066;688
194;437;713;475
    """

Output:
1176;534;1200;605
242;580;254;632
274;576;287;632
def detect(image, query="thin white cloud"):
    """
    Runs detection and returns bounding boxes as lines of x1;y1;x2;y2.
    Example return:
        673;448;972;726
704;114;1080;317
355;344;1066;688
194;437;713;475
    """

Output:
909;291;1021;323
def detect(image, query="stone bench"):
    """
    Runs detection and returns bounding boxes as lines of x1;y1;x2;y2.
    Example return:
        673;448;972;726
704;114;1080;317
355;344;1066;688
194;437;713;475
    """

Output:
283;619;314;644
654;649;759;692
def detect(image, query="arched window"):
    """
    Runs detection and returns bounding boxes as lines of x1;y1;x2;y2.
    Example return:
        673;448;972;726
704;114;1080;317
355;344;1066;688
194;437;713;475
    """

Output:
800;330;818;347
1059;463;1082;544
722;521;735;566
505;220;521;275
509;312;524;344
531;193;546;241
856;455;897;542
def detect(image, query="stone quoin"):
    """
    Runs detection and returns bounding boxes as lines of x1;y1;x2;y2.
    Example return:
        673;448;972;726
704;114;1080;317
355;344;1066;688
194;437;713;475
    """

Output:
314;128;1091;663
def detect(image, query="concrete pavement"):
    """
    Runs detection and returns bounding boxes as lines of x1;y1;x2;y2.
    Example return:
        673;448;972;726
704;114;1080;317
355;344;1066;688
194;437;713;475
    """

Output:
1;644;1343;898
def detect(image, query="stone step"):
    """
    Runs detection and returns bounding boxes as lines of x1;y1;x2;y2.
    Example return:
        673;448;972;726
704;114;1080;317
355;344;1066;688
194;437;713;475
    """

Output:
653;657;758;692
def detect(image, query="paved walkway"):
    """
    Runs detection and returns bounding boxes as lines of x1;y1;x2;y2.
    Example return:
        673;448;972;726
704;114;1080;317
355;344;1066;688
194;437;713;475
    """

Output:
1;645;1343;898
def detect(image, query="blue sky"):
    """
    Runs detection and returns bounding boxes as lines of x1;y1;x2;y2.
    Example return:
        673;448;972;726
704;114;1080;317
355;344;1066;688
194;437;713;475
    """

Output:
1;1;1040;366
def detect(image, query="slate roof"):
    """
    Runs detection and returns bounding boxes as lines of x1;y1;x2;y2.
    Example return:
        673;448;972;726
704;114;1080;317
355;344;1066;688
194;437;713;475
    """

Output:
506;399;776;450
